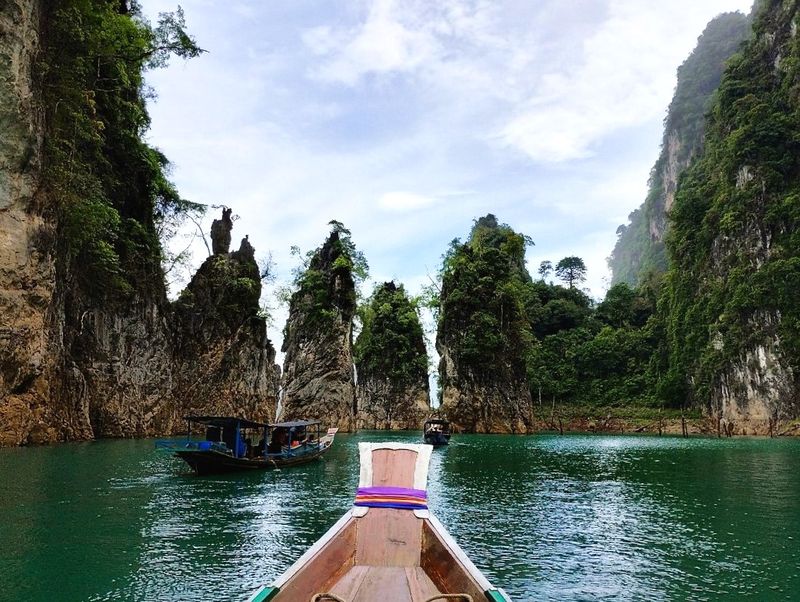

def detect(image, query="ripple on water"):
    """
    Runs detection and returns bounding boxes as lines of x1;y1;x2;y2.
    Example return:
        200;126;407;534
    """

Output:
0;433;799;601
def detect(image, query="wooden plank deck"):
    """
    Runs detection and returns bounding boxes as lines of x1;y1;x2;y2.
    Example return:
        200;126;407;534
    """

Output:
329;566;441;602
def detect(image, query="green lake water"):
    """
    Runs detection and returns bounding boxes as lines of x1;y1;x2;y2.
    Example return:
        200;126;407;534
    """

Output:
1;432;799;601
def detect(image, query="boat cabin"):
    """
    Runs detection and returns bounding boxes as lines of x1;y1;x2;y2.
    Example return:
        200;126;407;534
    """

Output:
423;419;451;446
182;416;323;459
156;416;337;474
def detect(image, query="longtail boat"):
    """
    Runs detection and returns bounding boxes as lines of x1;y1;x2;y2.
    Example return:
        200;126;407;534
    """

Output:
156;416;337;475
423;419;451;447
247;442;512;601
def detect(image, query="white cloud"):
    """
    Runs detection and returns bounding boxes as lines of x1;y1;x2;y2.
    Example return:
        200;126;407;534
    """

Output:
378;191;436;211
142;0;756;357
498;0;753;162
306;0;440;84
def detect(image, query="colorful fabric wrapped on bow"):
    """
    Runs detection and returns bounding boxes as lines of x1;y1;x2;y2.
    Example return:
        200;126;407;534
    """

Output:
353;486;428;510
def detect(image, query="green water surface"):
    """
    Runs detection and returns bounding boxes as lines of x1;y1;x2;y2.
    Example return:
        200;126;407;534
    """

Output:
1;432;798;601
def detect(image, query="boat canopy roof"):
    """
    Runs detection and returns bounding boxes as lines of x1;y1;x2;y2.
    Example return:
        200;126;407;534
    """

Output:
424;419;449;425
184;416;321;429
270;420;320;428
184;416;270;429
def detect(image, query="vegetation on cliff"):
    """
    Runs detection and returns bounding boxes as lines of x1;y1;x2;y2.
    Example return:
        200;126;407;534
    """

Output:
173;234;262;344
39;0;203;298
284;221;367;332
657;0;800;412
281;223;365;429
433;215;535;431
433;214;659;425
609;12;751;287
0;1;281;445
354;282;429;427
355;282;428;392
437;214;535;384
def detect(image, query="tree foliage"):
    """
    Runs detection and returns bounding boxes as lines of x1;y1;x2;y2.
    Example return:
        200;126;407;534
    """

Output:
354;282;428;392
555;256;587;289
436;215;536;382
39;0;204;298
538;260;553;281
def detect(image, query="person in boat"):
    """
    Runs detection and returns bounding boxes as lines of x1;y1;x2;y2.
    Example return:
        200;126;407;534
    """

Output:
290;427;307;448
268;428;287;454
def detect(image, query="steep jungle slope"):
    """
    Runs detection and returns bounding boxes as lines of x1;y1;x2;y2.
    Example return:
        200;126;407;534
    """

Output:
436;215;534;433
610;12;751;286
660;0;800;431
0;1;279;445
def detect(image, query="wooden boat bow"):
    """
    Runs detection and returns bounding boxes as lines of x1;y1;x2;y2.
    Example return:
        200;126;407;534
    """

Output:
247;443;511;602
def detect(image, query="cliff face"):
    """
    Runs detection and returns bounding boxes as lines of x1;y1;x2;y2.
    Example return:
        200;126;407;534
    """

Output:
662;0;800;432
610;12;751;286
171;235;280;425
0;2;279;446
436;215;534;433
354;282;430;430
281;231;357;430
0;0;58;445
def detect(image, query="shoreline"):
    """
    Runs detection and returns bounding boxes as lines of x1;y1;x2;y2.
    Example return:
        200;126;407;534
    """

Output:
3;417;800;449
526;417;800;438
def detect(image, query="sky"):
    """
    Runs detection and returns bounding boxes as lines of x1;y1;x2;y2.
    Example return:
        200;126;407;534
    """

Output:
141;0;753;354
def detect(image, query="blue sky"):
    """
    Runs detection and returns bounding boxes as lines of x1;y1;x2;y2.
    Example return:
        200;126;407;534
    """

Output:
141;0;752;351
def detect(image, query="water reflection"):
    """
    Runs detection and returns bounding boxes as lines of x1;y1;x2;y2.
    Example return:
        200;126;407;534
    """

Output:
0;433;798;601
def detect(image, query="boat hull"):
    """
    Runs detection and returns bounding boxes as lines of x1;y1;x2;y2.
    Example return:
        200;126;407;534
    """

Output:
247;443;511;601
423;432;451;446
176;446;329;475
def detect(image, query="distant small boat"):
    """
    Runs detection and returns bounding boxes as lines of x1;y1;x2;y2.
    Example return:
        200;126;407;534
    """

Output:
246;442;511;601
156;416;337;475
423;419;451;447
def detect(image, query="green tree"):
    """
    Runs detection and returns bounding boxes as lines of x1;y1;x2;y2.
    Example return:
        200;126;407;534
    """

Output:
555;256;587;289
355;282;429;393
538;260;553;281
40;0;204;297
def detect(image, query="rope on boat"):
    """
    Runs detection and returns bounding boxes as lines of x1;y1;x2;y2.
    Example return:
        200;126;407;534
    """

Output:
310;594;346;602
424;595;474;602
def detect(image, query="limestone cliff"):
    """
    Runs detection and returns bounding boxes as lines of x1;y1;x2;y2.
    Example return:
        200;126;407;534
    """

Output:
0;0;57;444
610;12;751;286
436;215;534;433
281;231;358;430
354;282;430;429
662;0;800;433
171;234;280;425
0;1;279;445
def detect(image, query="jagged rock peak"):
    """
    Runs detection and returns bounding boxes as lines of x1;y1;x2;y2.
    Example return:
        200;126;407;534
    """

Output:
233;235;255;263
281;227;360;430
436;215;534;433
210;207;233;255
